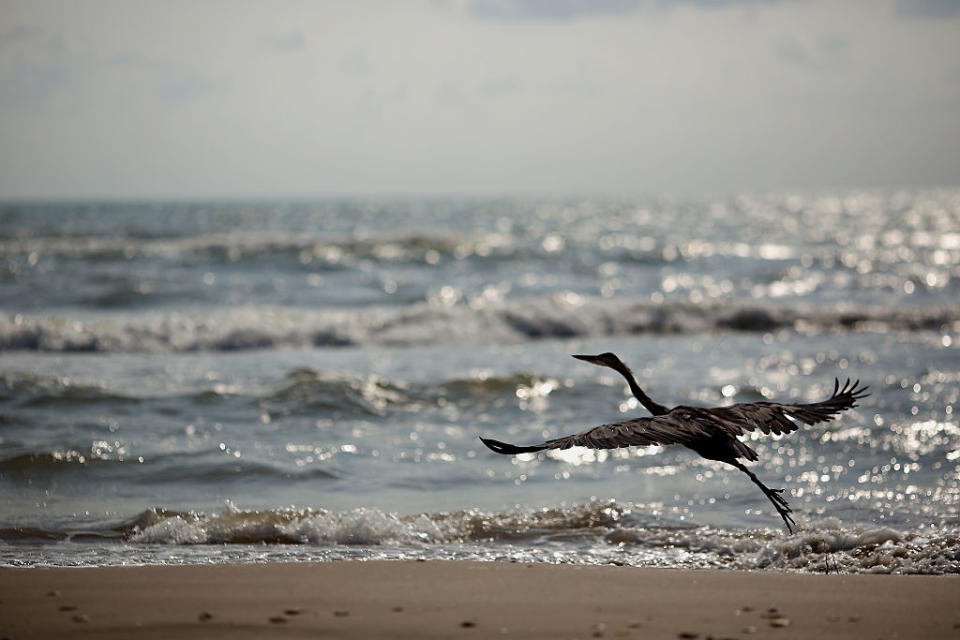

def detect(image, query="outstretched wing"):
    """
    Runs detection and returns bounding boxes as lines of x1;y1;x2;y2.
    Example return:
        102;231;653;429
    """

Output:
706;377;869;437
480;378;869;456
480;411;711;455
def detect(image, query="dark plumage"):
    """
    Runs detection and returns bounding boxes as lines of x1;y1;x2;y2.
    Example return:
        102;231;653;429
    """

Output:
480;352;869;533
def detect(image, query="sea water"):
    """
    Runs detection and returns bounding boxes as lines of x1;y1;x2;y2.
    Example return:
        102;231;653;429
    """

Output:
1;192;957;573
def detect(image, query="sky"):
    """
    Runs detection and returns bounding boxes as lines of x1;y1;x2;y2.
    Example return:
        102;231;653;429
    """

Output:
0;0;958;199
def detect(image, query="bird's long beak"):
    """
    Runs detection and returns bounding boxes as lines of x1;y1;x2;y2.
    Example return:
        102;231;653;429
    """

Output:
572;354;604;366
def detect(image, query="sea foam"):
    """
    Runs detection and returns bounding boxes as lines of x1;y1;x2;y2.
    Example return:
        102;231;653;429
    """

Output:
111;501;960;574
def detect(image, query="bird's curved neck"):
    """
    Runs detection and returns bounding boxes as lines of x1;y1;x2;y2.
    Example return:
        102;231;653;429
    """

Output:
614;362;669;415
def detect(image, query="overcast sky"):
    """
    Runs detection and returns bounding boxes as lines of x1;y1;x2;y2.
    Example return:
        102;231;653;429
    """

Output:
1;0;958;199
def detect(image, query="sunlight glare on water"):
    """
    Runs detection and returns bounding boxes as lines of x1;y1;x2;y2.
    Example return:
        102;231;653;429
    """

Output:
0;191;958;572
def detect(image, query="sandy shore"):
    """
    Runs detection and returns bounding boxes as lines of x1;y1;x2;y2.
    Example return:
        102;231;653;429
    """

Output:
1;561;958;639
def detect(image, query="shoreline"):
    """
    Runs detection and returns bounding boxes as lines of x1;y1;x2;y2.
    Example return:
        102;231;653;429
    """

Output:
2;560;959;639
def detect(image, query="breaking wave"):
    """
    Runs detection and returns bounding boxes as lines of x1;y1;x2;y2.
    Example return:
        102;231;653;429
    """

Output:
1;296;956;353
3;501;958;574
117;502;960;574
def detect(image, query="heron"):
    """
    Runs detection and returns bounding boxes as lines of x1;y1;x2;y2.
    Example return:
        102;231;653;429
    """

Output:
480;352;869;533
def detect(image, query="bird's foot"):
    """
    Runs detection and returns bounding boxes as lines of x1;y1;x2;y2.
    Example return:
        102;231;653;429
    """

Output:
768;488;792;511
777;507;797;534
765;489;796;533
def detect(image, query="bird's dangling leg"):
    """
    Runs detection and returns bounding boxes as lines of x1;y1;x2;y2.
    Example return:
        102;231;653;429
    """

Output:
730;461;796;534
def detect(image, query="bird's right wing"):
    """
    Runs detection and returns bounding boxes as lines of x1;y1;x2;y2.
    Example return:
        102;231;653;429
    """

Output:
480;412;711;455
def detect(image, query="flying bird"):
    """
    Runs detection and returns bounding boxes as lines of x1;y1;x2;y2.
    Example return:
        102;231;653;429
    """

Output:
480;352;869;533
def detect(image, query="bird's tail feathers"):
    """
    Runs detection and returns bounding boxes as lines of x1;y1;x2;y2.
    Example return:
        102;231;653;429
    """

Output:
479;437;548;455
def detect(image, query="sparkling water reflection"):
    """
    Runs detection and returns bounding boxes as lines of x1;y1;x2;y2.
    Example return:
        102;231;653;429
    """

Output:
0;191;957;570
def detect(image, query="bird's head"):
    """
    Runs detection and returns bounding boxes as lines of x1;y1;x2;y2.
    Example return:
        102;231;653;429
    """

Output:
572;352;626;371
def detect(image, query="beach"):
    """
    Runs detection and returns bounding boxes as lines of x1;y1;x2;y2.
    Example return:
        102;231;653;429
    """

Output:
2;560;959;639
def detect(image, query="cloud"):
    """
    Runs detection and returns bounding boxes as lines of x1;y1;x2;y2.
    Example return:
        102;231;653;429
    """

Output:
469;0;641;22
107;54;221;105
265;31;306;53
897;0;960;19
340;51;374;77
774;38;807;64
0;60;76;111
479;78;523;96
818;34;850;57
775;34;850;67
0;25;44;46
468;0;777;22
0;26;75;111
0;25;66;57
154;71;220;104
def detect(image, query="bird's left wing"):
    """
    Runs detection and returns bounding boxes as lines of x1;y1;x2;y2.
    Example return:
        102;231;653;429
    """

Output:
707;377;869;437
480;412;711;455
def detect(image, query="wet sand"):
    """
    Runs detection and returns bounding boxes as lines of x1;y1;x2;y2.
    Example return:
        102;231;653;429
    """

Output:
1;560;958;639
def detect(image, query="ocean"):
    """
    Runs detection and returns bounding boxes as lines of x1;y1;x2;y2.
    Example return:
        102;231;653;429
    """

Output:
1;191;957;573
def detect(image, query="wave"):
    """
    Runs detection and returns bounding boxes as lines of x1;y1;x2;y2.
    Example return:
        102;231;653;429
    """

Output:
261;368;559;416
0;367;558;417
0;229;740;268
0;231;523;267
263;368;412;415
0;449;338;485
122;502;960;574
4;501;957;574
4;225;956;275
0;451;125;472
0;372;139;406
1;297;956;354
